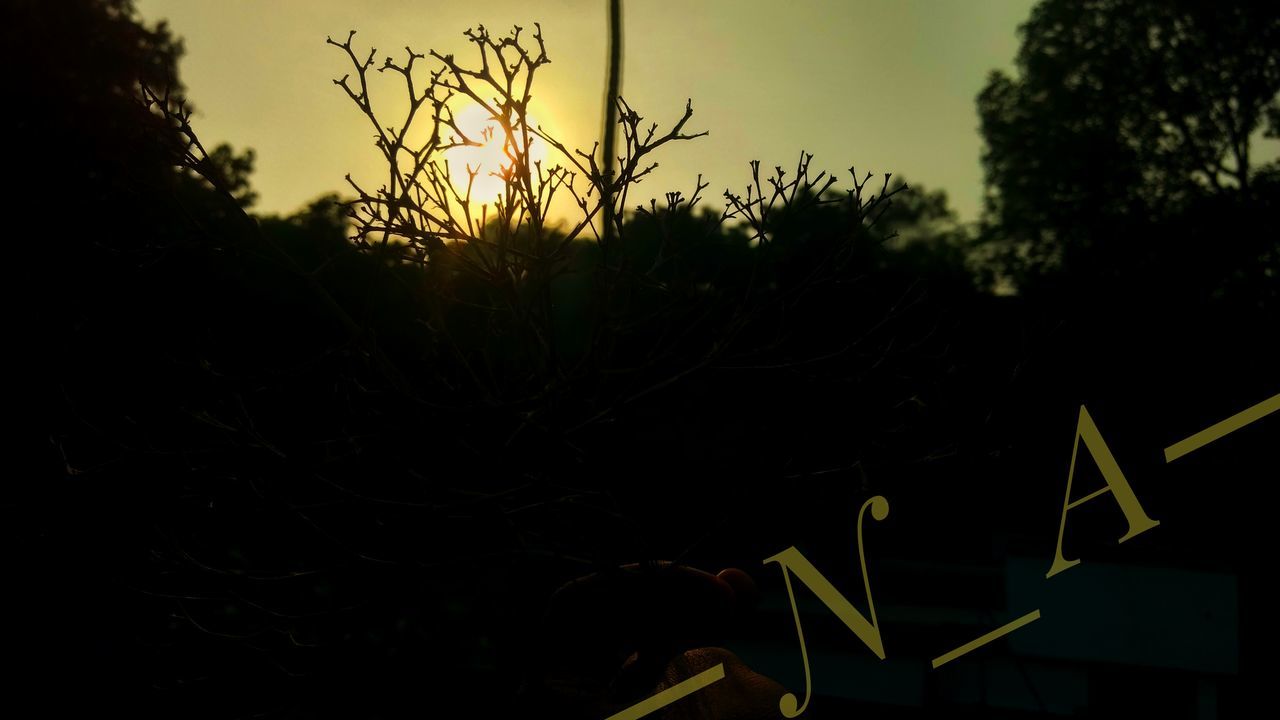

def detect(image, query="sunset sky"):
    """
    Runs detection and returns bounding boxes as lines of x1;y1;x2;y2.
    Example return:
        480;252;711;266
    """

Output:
135;0;1041;222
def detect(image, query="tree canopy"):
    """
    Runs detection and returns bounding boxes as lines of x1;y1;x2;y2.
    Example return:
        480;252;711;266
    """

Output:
977;0;1280;288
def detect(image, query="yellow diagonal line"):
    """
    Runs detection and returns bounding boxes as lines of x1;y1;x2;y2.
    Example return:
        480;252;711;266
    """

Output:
604;662;726;720
931;609;1041;669
1164;393;1280;463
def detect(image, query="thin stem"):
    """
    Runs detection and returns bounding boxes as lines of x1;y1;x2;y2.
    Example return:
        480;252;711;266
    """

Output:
601;0;623;256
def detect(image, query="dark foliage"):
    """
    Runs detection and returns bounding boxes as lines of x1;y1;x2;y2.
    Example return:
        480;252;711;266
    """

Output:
14;1;1278;718
976;0;1280;298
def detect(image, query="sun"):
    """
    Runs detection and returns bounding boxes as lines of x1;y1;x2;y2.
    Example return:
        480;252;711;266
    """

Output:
445;102;548;207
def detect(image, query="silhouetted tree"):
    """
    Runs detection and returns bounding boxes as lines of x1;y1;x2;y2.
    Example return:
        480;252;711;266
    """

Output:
976;0;1280;290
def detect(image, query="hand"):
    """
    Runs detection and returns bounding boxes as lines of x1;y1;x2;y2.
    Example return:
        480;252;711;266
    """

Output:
525;562;786;719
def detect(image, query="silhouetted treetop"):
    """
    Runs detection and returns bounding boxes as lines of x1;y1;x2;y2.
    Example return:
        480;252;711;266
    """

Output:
977;0;1280;283
10;0;183;177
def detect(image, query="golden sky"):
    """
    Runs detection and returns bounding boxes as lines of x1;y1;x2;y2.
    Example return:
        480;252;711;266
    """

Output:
136;0;1041;221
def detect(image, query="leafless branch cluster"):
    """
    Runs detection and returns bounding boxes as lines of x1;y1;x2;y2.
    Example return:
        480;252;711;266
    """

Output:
138;24;915;428
139;82;237;201
317;25;923;406
324;26;725;280
324;23;909;284
722;152;909;244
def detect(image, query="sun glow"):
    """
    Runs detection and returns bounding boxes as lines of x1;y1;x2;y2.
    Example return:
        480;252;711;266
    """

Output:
445;102;549;208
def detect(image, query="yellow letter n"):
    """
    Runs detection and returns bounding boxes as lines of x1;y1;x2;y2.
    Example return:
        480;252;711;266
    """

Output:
1046;405;1159;579
763;496;889;718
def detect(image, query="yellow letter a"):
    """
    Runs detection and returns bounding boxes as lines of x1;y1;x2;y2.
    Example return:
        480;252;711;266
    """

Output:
1046;405;1159;579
